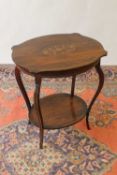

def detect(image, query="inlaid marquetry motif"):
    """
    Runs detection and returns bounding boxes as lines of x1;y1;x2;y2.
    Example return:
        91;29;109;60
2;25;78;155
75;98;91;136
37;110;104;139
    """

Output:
40;38;102;56
12;33;107;73
41;43;79;56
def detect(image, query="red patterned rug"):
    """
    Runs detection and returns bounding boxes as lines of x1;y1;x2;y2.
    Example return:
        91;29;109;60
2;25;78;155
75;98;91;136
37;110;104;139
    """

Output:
0;65;117;175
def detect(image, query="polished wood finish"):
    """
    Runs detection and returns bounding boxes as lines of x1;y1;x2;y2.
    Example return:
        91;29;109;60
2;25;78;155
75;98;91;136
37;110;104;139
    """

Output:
34;76;44;149
12;33;107;148
86;61;104;129
29;94;87;129
71;75;76;97
15;67;31;112
12;33;107;75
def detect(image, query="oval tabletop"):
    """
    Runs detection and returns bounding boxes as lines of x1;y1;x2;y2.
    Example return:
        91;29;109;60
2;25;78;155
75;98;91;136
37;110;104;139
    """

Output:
12;33;107;74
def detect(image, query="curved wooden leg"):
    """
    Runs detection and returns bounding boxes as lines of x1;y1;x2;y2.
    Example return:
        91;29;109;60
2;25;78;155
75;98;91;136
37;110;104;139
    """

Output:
86;61;104;130
34;76;44;149
71;75;76;97
15;67;31;124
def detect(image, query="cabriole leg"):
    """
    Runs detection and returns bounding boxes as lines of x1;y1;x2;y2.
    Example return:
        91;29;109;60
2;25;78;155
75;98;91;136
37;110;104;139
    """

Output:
15;67;31;124
34;76;44;149
86;61;104;130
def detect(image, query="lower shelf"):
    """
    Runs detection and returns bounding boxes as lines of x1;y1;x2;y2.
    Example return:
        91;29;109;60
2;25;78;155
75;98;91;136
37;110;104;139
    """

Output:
29;93;87;129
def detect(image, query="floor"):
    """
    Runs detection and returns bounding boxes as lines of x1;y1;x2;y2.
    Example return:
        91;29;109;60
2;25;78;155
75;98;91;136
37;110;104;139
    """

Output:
0;65;117;175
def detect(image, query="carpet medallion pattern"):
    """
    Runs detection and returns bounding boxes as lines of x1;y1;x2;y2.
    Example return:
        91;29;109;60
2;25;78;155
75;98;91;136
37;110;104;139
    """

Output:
0;65;117;175
0;120;116;175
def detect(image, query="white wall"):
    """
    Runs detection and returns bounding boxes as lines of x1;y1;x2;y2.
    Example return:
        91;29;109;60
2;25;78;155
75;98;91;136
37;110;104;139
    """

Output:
0;0;117;64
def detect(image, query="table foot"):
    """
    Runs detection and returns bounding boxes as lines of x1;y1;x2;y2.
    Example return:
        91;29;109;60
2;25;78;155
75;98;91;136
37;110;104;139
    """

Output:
86;61;104;130
28;120;31;124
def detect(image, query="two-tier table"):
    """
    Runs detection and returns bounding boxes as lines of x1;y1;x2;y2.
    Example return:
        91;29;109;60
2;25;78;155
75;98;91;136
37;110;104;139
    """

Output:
12;33;107;149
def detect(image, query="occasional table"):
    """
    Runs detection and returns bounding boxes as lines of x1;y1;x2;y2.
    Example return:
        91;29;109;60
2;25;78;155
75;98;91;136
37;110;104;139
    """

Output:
12;33;107;149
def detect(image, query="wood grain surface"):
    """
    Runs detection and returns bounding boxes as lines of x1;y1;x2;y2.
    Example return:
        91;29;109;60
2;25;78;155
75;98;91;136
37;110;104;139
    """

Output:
12;33;107;74
29;93;87;129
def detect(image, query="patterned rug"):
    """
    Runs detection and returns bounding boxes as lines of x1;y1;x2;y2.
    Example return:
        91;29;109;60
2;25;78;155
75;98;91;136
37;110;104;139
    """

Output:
0;65;117;175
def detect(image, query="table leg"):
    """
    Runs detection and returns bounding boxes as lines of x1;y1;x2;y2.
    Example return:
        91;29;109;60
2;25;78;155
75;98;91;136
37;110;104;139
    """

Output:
34;76;44;149
86;61;104;130
15;67;31;124
71;75;76;97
